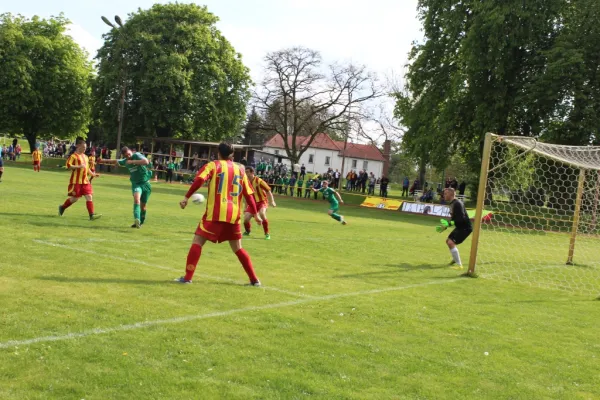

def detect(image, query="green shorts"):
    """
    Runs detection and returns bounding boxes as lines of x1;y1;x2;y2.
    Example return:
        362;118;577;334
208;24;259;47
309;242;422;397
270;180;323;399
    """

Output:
329;203;339;213
132;181;152;204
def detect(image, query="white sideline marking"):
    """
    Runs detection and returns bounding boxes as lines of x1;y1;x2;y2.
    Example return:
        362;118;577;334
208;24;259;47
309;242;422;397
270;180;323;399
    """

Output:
32;240;314;299
0;278;461;349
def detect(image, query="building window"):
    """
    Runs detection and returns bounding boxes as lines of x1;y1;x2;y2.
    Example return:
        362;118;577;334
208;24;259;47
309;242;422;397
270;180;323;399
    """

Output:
363;161;368;170
351;160;357;168
274;150;279;155
309;154;314;164
325;156;330;166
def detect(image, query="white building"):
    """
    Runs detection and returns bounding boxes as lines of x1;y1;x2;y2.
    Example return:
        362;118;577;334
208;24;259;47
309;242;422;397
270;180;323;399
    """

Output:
261;133;388;178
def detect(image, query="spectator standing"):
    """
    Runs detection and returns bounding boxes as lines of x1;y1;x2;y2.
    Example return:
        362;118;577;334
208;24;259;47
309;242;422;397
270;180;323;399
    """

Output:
458;181;466;196
313;178;321;200
304;178;313;198
402;177;409;197
380;176;389;198
368;173;376;195
289;175;297;197
166;158;175;183
450;178;458;190
334;169;340;188
296;176;304;197
192;153;199;172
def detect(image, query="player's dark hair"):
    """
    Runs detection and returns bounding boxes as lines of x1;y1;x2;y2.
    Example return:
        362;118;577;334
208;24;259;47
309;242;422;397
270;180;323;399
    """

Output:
245;166;255;173
121;146;130;155
217;142;234;159
75;137;85;145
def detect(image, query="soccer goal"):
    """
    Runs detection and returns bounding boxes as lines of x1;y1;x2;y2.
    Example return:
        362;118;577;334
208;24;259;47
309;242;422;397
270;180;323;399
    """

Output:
469;133;600;296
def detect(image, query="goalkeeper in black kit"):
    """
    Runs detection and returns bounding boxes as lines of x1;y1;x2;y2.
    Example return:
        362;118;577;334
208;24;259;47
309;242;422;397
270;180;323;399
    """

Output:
437;188;473;269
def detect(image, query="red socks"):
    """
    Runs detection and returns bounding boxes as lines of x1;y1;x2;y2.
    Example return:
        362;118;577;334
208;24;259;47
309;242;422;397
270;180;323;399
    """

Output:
62;199;73;210
262;219;269;235
183;245;257;283
184;244;202;281
236;249;258;283
86;201;94;215
244;221;251;233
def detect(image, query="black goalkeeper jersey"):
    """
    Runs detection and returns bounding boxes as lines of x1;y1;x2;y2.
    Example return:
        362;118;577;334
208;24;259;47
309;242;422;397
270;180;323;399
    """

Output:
450;199;472;230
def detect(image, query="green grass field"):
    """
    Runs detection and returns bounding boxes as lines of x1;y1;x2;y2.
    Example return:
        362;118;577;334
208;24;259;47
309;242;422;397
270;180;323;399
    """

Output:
1;167;599;399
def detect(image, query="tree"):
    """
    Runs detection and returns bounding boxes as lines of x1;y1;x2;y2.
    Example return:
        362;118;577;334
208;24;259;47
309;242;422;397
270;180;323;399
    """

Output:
94;3;251;144
395;0;579;187
254;47;381;165
242;107;267;145
0;13;92;151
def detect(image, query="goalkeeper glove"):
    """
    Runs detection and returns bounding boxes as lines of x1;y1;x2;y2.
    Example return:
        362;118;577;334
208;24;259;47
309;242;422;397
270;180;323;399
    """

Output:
436;225;447;233
440;219;454;228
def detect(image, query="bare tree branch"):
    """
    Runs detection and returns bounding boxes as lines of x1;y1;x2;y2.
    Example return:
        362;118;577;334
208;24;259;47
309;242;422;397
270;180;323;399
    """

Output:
252;46;383;163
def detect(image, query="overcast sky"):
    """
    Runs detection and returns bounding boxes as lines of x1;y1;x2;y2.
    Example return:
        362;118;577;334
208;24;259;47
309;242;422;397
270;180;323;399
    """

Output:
5;0;422;83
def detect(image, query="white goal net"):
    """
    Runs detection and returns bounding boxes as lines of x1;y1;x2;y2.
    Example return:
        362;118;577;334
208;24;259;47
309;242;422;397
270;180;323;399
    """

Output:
470;134;600;296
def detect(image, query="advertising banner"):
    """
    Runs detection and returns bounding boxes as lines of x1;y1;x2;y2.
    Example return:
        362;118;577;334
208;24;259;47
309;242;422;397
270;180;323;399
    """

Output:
401;202;451;217
400;201;493;220
361;197;403;211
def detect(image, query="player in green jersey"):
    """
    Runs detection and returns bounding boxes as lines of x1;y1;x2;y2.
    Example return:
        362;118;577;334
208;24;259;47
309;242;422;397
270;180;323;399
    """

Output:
98;147;153;228
312;180;347;225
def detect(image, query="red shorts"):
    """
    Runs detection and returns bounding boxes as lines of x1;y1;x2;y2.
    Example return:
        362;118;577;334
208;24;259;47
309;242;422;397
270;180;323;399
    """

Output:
246;200;268;214
33;161;40;166
90;168;95;173
68;183;93;198
196;219;242;243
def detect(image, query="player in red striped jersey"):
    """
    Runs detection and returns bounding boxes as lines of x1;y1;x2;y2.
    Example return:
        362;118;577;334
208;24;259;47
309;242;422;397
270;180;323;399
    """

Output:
58;137;101;220
243;166;276;239
175;143;263;285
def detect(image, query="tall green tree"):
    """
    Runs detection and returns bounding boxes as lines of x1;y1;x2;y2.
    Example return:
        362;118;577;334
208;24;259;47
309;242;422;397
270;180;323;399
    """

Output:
0;13;92;151
395;0;600;182
242;107;267;145
94;3;251;144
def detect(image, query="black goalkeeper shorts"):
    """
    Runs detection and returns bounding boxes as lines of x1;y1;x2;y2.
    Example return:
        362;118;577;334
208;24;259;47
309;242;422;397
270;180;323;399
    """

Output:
448;228;472;245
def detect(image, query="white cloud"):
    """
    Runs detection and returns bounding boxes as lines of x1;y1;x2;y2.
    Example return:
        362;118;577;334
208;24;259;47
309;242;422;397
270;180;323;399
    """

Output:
66;23;103;60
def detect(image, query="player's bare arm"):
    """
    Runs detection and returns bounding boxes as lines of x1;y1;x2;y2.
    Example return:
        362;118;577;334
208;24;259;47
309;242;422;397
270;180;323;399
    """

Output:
335;191;344;204
97;159;119;166
268;190;276;207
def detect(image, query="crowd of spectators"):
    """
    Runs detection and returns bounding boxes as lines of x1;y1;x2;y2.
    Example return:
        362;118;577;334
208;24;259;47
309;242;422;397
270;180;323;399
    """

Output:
1;139;21;161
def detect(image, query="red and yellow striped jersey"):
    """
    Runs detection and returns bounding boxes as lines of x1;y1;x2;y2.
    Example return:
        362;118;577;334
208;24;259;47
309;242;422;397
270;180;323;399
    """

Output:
197;160;253;224
66;153;90;185
32;150;42;162
250;176;271;203
89;155;96;169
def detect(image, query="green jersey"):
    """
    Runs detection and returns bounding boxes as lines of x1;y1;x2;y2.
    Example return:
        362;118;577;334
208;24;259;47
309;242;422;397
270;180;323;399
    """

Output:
167;161;176;170
305;179;313;188
283;177;290;185
118;152;152;185
276;177;283;185
297;179;304;187
319;187;338;206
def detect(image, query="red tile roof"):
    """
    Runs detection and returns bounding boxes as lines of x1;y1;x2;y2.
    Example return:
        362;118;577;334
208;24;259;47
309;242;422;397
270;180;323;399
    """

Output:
334;140;386;162
264;133;385;162
264;135;307;149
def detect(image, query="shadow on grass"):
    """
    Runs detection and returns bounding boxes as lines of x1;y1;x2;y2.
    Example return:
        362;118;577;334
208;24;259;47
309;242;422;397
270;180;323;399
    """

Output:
98;182;187;197
334;263;450;278
1;212;61;219
38;276;169;285
27;220;132;232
